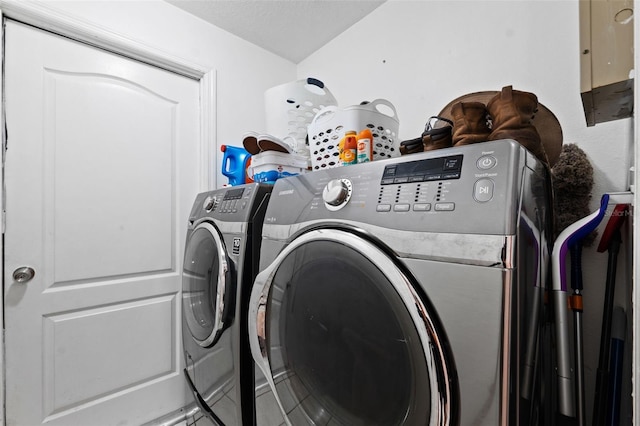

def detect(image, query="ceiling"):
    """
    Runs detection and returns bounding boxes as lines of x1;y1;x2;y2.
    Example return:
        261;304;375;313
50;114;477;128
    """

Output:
166;0;387;63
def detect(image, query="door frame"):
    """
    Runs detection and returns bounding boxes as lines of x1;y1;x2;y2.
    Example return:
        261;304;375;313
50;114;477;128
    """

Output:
0;1;217;423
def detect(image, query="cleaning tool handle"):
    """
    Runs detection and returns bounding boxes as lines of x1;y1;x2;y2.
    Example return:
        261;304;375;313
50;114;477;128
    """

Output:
597;204;628;252
593;368;609;426
552;193;609;292
607;307;626;426
552;288;575;417
551;193;609;418
570;244;583;291
593;228;622;425
574;308;586;426
598;229;622;366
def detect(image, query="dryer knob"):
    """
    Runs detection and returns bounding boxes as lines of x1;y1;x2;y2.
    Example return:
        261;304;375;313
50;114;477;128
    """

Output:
323;179;350;207
203;196;218;212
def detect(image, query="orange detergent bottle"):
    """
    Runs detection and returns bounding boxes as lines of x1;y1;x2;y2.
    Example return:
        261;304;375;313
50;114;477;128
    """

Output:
357;128;374;163
341;130;358;166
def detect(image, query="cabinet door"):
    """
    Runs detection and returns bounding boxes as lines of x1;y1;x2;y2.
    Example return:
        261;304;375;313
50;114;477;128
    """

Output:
579;0;634;125
4;19;200;425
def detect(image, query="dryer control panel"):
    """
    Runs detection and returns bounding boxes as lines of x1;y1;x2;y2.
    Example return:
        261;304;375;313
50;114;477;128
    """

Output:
265;139;548;236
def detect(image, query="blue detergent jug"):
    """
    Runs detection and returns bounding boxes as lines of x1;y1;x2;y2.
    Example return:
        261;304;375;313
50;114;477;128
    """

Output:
221;145;251;186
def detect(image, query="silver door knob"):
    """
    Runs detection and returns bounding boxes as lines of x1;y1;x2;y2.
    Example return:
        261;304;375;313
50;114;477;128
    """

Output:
13;267;35;283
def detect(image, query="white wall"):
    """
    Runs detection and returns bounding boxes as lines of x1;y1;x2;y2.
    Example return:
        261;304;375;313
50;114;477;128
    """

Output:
299;0;632;193
38;0;297;188
299;1;633;423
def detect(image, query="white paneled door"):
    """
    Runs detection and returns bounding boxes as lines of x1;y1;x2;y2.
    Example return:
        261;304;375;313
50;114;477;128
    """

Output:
4;20;201;425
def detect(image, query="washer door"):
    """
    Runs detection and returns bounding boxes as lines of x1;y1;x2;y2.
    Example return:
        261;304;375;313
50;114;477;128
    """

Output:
249;229;458;426
183;222;233;348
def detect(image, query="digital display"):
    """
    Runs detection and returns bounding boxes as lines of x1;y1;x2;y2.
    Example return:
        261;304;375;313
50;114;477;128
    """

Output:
381;155;463;185
223;187;245;200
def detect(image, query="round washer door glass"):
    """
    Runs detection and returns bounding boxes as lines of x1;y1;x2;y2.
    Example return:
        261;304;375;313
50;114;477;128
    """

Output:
260;233;450;425
182;222;229;347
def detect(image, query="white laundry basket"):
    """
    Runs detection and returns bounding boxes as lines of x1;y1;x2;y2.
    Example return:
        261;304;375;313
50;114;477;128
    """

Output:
307;99;400;170
248;151;308;184
264;78;338;157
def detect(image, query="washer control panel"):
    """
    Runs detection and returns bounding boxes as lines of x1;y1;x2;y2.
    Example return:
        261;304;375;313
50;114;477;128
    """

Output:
190;183;268;225
265;140;536;235
203;187;248;214
376;154;466;214
372;150;504;215
217;187;247;214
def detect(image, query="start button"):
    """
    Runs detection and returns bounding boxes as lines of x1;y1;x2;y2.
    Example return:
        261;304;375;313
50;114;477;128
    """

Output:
474;179;494;202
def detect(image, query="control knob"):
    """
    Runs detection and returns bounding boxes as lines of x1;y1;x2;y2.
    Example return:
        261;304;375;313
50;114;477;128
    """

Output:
203;196;218;212
322;178;352;210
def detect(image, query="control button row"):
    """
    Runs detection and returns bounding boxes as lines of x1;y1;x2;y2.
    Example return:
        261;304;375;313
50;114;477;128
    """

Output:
218;199;246;213
376;203;455;212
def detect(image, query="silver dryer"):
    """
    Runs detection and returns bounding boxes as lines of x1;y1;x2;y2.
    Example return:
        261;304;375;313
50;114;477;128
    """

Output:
182;183;271;425
248;139;553;425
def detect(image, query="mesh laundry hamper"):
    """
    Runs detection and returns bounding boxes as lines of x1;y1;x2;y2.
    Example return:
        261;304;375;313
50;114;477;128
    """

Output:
307;99;400;170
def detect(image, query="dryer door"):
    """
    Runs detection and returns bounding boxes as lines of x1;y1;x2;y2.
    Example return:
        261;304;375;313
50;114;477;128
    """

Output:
183;222;233;348
249;229;459;426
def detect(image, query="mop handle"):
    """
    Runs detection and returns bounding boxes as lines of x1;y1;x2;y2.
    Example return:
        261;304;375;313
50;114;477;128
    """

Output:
551;194;609;417
608;307;627;426
570;244;583;291
593;221;624;425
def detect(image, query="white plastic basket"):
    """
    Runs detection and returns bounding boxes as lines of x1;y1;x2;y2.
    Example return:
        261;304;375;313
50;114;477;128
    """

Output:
264;78;337;157
248;151;308;184
307;99;400;170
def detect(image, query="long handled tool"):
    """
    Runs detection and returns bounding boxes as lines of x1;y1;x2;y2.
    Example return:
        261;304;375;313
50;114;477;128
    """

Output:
550;143;594;423
569;242;586;426
592;204;628;425
608;306;627;426
551;194;609;420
